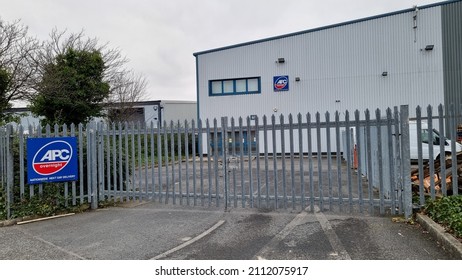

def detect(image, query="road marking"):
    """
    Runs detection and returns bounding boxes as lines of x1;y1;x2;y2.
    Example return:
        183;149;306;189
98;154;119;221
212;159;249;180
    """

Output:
253;209;309;259
314;206;351;260
254;207;351;260
17;213;75;225
150;220;226;260
15;228;86;260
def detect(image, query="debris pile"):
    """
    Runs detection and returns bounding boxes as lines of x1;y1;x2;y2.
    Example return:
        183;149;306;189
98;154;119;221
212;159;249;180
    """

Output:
411;152;462;195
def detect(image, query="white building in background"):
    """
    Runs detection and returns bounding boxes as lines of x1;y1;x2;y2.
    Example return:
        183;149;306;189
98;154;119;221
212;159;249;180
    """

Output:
158;100;197;127
6;107;43;129
99;100;197;128
194;0;462;123
7;100;197;130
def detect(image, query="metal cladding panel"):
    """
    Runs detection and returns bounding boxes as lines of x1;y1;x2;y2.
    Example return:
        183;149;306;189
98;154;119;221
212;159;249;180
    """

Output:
162;101;197;124
442;1;462;125
197;5;445;123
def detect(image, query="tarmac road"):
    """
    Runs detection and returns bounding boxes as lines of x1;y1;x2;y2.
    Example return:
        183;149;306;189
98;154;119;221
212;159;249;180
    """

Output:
0;201;455;260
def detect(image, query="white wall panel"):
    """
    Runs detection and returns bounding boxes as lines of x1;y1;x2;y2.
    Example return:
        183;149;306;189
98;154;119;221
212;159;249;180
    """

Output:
162;101;197;124
196;6;444;123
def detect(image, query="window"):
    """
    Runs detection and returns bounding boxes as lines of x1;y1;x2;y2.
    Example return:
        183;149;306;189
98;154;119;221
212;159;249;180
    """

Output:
235;79;246;93
211;81;222;94
421;129;446;146
209;77;261;96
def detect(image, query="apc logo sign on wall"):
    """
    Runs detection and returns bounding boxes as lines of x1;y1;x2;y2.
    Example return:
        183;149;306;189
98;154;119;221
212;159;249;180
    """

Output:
273;75;289;92
27;137;78;184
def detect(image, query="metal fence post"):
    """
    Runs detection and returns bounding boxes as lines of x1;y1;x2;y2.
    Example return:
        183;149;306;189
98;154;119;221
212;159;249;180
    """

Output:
6;125;14;219
89;125;98;210
221;117;229;210
400;105;412;219
97;122;104;203
449;104;459;195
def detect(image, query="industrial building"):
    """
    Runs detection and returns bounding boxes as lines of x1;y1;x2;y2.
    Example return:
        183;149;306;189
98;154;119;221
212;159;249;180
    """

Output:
194;0;462;123
7;100;197;130
105;100;197;128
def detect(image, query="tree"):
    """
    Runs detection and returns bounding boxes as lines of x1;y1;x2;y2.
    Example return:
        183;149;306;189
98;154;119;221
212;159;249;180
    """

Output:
29;29;148;124
0;67;9;101
0;18;39;120
0;67;10;116
29;48;110;125
106;70;147;123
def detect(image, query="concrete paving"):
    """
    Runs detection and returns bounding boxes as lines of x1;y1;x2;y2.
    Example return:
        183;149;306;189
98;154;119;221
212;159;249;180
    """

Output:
0;202;457;260
416;213;462;259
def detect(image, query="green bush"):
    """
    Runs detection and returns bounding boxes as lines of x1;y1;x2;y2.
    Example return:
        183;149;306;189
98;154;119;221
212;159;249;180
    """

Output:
10;184;68;218
1;183;68;220
424;195;462;238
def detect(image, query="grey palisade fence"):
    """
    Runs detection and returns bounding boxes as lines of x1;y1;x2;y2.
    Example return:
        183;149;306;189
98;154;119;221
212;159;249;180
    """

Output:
9;104;462;220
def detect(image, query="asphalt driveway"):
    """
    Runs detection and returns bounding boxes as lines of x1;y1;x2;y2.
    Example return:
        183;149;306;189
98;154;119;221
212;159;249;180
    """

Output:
0;201;455;260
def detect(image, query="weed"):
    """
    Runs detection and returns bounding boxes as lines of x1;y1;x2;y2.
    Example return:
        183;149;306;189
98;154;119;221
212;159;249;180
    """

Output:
424;195;462;238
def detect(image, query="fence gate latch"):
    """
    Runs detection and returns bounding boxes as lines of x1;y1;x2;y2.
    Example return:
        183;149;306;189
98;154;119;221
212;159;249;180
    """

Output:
227;156;239;171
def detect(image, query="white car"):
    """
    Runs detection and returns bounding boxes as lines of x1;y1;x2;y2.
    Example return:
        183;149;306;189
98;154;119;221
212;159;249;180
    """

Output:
409;121;462;160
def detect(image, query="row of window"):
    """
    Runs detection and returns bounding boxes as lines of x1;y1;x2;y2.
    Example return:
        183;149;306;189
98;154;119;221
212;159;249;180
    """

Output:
209;77;261;96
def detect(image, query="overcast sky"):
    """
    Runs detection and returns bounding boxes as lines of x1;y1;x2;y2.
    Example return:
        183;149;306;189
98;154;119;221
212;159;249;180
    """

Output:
1;0;443;103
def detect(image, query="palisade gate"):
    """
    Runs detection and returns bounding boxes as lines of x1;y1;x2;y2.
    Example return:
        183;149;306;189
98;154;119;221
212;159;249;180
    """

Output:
1;105;415;219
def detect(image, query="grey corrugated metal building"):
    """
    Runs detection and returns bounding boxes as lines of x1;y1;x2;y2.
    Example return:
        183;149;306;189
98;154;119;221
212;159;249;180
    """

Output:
194;0;462;123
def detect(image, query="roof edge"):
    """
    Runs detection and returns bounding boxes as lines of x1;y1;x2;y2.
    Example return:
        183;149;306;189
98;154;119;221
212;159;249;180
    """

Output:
193;0;460;57
6;100;197;113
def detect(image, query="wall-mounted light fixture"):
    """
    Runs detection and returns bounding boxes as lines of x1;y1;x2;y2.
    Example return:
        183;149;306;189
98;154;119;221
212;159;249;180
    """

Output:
382;71;388;77
277;57;285;63
295;77;300;82
424;44;434;51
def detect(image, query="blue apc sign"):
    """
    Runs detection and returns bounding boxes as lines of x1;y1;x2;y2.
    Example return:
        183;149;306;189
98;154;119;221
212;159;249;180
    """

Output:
27;137;78;184
273;75;289;92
